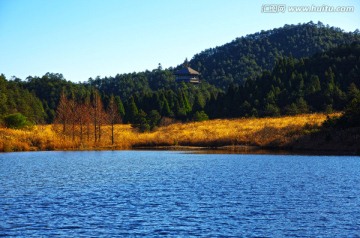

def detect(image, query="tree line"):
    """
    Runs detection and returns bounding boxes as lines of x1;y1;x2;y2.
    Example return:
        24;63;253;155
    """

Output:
1;22;360;132
0;74;45;124
204;43;360;118
1;42;359;132
53;42;360;132
55;82;215;133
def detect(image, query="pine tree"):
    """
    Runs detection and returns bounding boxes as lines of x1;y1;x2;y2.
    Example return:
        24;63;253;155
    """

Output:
115;96;125;119
306;75;321;94
148;110;161;130
126;96;139;123
296;97;309;113
192;94;206;113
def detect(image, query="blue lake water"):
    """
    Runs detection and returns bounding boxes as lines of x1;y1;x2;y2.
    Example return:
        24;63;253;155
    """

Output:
0;151;360;237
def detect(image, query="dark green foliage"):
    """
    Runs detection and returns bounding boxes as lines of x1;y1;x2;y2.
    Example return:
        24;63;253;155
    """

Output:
0;74;46;124
284;103;298;115
189;21;360;89
264;104;281;117
132;109;162;132
115;96;125;118
325;88;360;128
192;94;206;112
340;97;360;127
86;70;174;102
148;110;161;130
20;73;88;123
124;97;139;123
192;111;209;122
4;113;31;129
159;93;172;117
285;98;309;115
205;43;360;118
134;110;150;132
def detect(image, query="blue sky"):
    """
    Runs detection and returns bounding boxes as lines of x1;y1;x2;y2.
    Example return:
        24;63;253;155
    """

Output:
0;0;359;82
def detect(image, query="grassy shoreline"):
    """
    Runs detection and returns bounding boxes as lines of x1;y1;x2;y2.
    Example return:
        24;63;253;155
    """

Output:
1;113;359;154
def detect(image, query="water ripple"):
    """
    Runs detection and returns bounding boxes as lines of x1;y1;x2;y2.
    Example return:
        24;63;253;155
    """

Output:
1;151;360;237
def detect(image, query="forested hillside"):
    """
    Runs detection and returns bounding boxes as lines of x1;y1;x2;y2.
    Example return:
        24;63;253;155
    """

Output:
1;22;359;130
205;43;360;118
189;21;360;88
0;75;46;124
19;73;89;123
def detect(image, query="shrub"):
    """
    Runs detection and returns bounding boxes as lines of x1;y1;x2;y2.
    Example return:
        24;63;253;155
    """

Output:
132;110;150;132
148;110;161;130
284;103;298;115
193;111;209;122
4;113;31;129
264;104;280;117
325;96;360;128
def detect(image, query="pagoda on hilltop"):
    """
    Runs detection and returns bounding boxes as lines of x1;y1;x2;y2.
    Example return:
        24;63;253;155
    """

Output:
175;60;201;84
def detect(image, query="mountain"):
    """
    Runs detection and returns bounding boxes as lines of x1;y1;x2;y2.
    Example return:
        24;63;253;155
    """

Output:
205;42;360;118
188;21;360;89
85;22;360;102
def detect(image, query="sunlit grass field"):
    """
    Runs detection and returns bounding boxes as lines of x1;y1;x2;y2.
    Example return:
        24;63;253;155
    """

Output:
0;113;336;152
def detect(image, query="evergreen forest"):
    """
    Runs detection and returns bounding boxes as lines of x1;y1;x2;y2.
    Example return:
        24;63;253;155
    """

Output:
1;22;360;131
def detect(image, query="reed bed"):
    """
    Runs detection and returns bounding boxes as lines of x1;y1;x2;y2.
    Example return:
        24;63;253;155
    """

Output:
0;113;335;152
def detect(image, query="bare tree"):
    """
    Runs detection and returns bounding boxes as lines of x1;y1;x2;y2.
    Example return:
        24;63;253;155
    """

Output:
77;102;89;143
54;89;112;146
83;95;92;142
90;90;106;142
107;95;121;145
55;91;70;134
67;95;78;141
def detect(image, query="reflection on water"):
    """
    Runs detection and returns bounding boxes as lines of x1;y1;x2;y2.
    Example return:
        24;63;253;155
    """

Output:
1;151;360;237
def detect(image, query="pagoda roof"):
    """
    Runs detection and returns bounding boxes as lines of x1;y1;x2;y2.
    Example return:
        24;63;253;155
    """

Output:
175;67;200;75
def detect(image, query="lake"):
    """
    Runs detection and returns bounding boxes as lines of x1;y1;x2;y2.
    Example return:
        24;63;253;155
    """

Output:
1;151;360;237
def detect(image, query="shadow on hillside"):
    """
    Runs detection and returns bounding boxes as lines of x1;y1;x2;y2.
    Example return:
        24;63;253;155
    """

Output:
287;127;360;155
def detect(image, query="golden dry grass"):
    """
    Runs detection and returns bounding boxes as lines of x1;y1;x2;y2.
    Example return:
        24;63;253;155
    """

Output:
134;113;334;148
0;113;338;152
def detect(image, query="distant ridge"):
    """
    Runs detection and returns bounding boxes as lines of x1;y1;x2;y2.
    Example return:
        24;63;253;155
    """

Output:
188;21;360;88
